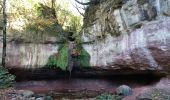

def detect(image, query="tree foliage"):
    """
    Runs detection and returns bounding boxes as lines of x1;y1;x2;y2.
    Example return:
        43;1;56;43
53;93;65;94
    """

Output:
0;0;15;89
1;0;7;67
7;0;83;42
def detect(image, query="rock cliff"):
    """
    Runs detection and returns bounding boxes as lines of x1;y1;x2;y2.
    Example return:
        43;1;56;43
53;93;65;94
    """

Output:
0;40;59;68
0;0;170;73
82;0;170;71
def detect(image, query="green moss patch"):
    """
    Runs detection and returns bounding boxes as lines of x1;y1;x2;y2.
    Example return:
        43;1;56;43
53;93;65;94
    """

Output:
47;44;69;71
47;43;90;71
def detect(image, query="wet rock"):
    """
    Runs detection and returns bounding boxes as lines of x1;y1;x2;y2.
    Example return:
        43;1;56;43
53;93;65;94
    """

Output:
18;90;34;98
136;87;170;100
116;85;133;96
44;96;53;100
30;97;36;100
36;97;44;100
11;98;17;100
35;96;53;100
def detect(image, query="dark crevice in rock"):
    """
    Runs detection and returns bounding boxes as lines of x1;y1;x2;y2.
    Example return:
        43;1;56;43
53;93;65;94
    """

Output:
8;67;167;81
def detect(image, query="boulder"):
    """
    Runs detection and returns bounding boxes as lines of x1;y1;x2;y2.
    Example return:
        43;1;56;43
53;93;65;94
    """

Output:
116;85;133;96
18;90;34;98
36;97;44;100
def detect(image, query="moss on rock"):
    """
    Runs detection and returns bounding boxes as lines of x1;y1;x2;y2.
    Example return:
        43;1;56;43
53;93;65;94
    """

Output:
47;44;69;71
47;43;90;71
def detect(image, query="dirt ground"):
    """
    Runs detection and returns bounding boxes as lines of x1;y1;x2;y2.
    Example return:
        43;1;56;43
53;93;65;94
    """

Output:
0;88;18;100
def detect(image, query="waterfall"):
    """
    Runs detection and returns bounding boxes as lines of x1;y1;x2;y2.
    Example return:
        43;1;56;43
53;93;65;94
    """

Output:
155;0;161;16
141;48;158;68
131;29;159;68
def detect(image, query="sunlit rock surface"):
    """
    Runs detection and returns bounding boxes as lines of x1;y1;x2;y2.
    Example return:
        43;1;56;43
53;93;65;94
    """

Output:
82;0;170;71
83;19;170;70
0;42;58;68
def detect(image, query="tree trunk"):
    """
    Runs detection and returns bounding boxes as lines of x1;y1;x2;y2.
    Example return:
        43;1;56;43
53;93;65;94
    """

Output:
51;0;55;9
2;0;7;67
51;0;56;19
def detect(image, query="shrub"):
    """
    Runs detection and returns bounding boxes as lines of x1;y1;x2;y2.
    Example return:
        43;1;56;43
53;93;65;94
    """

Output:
0;66;15;88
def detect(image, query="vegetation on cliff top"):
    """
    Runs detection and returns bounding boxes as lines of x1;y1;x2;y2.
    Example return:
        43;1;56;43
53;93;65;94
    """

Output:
5;0;83;42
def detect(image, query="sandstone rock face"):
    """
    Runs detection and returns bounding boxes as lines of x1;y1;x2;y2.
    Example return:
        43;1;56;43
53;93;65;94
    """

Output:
136;78;170;100
83;20;170;70
0;41;58;68
0;0;170;72
82;0;170;71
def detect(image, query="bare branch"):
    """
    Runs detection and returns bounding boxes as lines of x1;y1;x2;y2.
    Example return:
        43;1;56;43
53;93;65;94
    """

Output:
71;2;84;16
75;0;103;5
75;0;91;5
75;5;86;10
